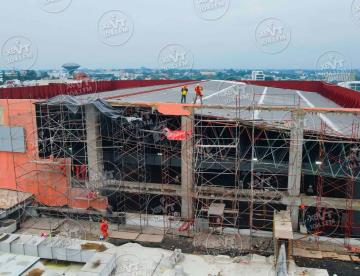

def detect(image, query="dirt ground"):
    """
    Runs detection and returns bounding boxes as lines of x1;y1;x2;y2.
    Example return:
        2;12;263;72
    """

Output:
294;256;360;276
144;235;360;275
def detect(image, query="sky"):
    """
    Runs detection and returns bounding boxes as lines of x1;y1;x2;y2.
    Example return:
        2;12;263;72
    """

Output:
1;0;360;70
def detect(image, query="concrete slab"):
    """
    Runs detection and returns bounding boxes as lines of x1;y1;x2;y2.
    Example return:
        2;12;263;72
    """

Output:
107;242;329;276
16;227;47;236
109;231;139;240
80;252;116;276
0;252;39;276
136;233;164;243
21;217;63;230
294;247;323;259
0;189;33;209
110;80;359;137
23;259;83;276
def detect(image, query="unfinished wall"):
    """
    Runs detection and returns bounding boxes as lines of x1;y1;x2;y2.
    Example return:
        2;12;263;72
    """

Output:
0;99;107;209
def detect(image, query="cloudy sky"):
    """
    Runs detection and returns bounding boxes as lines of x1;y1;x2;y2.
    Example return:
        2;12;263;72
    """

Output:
1;0;359;69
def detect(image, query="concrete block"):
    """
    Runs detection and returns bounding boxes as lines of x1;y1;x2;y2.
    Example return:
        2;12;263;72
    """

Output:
38;237;55;259
24;236;44;257
52;238;68;261
10;235;33;255
0;234;19;253
66;239;83;263
81;249;97;263
0;219;17;233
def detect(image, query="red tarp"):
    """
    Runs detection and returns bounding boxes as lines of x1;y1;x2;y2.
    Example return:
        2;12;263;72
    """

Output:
164;128;192;141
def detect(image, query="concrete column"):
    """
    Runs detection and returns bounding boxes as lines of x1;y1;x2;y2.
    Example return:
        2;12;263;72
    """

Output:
287;112;304;231
85;105;103;186
181;113;194;219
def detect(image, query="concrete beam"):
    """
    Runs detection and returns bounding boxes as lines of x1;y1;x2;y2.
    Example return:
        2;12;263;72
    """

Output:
287;112;304;231
104;181;181;196
101;180;360;212
85;105;103;186
181;114;194;219
108;101;360;114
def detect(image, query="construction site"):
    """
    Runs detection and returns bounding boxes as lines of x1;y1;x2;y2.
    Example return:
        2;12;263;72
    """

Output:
0;79;360;275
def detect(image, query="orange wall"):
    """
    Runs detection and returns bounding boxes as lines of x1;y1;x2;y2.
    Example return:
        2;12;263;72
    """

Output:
0;99;107;210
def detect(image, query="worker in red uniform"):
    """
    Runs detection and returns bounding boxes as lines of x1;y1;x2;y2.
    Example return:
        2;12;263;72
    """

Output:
100;218;109;240
193;84;204;104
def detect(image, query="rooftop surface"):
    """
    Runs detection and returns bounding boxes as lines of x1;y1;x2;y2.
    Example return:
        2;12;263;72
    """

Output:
101;80;359;137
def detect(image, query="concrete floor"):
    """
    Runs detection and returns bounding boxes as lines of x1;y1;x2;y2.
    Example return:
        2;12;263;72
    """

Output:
108;80;359;137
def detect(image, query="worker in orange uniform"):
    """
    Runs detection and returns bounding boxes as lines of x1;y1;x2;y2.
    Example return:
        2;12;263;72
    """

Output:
180;85;188;103
193;84;204;104
100;218;109;240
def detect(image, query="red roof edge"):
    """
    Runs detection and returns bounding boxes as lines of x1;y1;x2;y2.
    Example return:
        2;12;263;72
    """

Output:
0;80;194;100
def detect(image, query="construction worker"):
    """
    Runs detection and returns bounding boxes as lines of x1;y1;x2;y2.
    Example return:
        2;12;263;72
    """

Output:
180;85;188;103
100;218;109;240
193;84;204;104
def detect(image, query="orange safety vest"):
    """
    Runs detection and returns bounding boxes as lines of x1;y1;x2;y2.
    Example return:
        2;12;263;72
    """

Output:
195;86;203;96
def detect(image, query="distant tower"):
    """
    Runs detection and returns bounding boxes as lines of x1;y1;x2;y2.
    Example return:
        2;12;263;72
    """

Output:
62;63;81;78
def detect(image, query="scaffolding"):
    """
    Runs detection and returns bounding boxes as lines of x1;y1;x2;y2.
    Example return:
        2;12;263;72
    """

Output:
3;84;360;254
